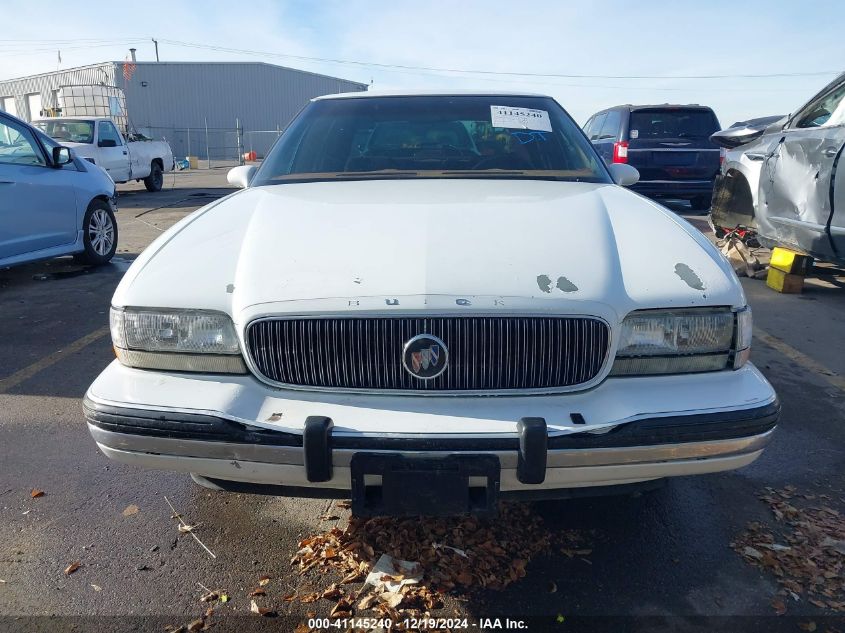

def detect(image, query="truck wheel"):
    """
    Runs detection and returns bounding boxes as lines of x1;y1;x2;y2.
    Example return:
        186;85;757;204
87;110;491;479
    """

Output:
74;199;118;265
144;162;163;192
691;195;711;211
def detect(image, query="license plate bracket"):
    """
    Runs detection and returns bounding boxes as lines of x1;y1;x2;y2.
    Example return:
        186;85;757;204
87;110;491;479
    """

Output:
350;453;500;517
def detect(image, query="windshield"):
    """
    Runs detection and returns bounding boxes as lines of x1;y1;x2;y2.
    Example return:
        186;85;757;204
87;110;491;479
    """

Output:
628;109;720;140
254;95;610;185
33;119;95;144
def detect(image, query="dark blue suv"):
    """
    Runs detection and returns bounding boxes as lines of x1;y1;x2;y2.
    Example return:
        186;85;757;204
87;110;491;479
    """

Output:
583;105;721;209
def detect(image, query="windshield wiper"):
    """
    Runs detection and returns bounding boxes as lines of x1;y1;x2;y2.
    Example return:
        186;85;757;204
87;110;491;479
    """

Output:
266;168;598;183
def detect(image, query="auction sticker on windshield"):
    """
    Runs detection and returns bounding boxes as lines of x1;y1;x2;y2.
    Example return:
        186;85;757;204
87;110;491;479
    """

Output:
491;105;553;131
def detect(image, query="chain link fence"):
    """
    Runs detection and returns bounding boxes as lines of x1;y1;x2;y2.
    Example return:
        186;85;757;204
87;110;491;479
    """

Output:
135;124;283;169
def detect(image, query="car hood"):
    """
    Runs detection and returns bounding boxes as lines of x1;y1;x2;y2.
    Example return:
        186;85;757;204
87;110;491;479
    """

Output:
113;179;744;324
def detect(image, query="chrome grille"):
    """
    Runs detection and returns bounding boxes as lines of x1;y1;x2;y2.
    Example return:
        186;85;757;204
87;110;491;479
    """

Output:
246;316;610;392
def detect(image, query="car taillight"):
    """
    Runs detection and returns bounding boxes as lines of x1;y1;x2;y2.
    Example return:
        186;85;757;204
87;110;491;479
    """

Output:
613;141;629;163
719;147;726;165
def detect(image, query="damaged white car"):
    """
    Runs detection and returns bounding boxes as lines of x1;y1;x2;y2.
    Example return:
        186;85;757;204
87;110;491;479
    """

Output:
710;72;845;265
84;92;778;516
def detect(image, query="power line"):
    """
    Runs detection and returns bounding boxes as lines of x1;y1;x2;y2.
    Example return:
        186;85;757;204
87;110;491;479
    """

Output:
0;40;149;59
159;38;842;81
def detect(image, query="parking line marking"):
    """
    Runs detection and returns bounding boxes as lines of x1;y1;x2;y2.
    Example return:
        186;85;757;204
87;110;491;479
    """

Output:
754;327;845;392
0;326;110;394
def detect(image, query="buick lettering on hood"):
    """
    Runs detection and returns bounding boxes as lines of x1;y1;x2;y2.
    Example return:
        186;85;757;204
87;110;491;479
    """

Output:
84;92;779;516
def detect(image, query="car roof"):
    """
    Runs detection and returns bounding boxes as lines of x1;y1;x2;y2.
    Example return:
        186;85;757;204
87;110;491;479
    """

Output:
33;116;103;122
598;104;715;113
313;89;551;101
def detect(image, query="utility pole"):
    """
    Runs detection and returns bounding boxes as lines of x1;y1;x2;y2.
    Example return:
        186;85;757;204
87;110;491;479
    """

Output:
151;38;160;62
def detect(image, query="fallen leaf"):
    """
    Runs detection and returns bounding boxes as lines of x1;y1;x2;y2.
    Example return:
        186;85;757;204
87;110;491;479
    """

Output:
282;593;296;602
320;515;340;521
294;625;311;633
321;583;342;600
266;412;283;422
64;562;81;575
760;543;791;552
330;598;352;616
90;584;102;592
186;620;204;632
358;593;378;610
250;599;276;616
122;504;139;517
248;588;266;597
821;537;845;556
30;489;44;499
219;594;228;603
743;546;763;560
809;598;827;609
336;501;351;509
178;524;197;534
300;593;321;604
340;569;363;584
379;592;403;608
258;575;271;586
772;597;787;616
798;621;818;632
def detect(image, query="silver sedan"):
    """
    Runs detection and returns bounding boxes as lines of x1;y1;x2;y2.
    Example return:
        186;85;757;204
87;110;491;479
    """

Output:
0;110;118;268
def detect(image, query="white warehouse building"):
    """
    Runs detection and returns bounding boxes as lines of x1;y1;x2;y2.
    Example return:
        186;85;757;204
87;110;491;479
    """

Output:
0;60;368;161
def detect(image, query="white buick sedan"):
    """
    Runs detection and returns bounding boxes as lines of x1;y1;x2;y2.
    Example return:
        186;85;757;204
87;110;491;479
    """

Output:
84;92;778;516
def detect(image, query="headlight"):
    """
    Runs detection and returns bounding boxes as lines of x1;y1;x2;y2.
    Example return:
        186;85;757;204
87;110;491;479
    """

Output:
110;307;247;373
610;307;746;376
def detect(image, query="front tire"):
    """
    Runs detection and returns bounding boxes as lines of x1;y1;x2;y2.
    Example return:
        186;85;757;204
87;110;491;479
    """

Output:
74;199;117;265
144;162;163;192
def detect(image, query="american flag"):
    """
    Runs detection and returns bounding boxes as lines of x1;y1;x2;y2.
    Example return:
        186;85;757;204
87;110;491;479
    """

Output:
123;56;136;82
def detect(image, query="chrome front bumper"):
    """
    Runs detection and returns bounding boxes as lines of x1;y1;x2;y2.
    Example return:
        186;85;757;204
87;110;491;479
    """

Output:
84;360;779;511
85;396;778;496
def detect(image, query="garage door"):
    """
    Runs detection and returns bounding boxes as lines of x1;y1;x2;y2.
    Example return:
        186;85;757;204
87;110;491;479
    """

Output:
25;93;42;121
0;96;17;117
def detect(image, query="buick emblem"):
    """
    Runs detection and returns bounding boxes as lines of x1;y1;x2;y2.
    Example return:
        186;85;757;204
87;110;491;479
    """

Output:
402;334;448;380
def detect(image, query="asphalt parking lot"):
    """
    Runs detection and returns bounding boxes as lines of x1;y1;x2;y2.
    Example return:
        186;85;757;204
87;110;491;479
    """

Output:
2;170;845;632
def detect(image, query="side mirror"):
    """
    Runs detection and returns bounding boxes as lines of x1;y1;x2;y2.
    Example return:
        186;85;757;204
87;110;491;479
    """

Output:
51;146;72;167
710;126;767;150
227;165;256;189
608;163;639;187
98;139;118;148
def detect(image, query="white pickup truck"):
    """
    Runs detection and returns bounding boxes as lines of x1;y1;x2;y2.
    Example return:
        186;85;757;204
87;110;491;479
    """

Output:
33;117;174;192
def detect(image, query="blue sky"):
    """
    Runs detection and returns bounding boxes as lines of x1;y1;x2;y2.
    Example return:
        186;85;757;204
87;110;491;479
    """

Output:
2;0;843;126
